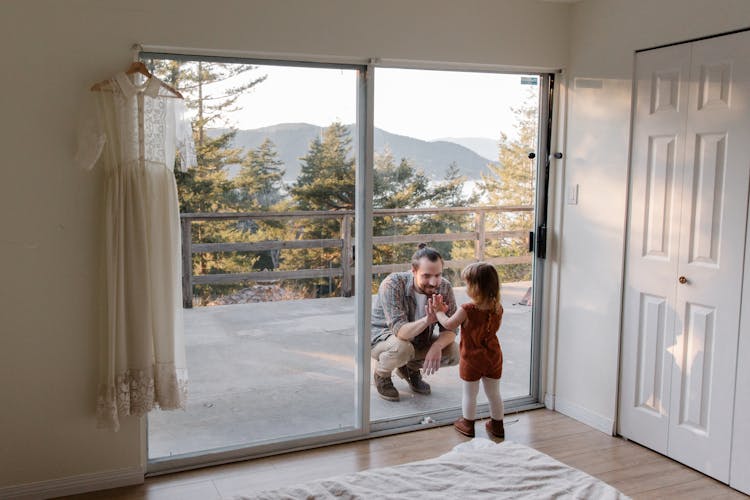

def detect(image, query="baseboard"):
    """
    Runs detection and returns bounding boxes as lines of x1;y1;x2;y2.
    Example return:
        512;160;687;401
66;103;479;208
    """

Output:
544;393;555;409
554;397;615;435
0;466;144;499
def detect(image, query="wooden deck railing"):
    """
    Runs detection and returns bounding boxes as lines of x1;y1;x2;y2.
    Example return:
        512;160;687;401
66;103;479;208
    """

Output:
180;206;533;307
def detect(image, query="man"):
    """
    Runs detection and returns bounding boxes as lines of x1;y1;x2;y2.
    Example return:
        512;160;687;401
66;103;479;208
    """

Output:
370;244;460;401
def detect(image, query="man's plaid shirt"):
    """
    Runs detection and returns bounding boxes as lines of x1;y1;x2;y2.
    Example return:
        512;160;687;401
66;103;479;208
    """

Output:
370;271;457;349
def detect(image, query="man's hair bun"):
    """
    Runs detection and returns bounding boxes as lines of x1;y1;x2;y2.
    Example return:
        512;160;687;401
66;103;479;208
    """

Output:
411;244;443;269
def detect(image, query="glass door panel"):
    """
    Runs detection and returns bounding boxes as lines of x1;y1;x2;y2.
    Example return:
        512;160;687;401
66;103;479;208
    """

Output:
145;58;361;460
370;68;541;426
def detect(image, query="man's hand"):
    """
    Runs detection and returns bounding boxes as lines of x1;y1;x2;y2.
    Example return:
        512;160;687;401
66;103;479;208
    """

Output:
425;299;438;325
422;342;442;376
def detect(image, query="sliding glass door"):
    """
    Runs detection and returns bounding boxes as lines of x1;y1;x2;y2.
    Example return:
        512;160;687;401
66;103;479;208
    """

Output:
370;68;547;429
143;53;551;471
145;57;365;467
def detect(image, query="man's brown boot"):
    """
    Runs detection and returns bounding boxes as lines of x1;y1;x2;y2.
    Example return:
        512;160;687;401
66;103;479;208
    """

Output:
396;365;431;394
454;417;475;437
374;373;399;401
485;418;505;439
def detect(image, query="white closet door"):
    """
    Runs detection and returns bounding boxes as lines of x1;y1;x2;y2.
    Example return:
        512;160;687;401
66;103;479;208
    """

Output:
732;210;750;494
619;43;690;453
667;30;750;482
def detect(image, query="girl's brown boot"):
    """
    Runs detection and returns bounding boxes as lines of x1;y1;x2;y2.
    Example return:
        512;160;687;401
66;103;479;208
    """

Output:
453;417;475;437
485;418;505;439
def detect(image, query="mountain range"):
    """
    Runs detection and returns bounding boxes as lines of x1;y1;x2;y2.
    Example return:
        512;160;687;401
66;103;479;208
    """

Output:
211;123;498;181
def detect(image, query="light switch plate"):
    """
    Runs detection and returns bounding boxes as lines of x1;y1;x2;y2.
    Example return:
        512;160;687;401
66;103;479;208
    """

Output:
567;184;578;205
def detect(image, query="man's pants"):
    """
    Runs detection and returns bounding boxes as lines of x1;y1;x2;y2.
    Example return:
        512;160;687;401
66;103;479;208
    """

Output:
371;334;459;377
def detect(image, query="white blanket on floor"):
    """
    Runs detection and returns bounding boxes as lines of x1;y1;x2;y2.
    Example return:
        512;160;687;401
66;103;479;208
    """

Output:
234;438;630;499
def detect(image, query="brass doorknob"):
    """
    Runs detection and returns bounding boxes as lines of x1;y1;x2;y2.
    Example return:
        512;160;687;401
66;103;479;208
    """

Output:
678;276;688;284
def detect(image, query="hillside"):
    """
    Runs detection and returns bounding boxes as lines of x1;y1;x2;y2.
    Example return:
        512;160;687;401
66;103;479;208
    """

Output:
211;123;497;181
436;136;499;163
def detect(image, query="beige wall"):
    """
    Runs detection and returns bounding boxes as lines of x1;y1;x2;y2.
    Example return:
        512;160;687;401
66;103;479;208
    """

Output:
551;0;750;431
8;0;749;493
0;0;570;492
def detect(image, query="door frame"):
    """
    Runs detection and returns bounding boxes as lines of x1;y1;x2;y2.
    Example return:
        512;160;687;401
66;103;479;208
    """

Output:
365;65;554;433
617;28;750;482
142;47;558;475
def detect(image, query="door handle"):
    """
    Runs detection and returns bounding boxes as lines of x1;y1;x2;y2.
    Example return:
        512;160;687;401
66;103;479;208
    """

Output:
678;276;688;284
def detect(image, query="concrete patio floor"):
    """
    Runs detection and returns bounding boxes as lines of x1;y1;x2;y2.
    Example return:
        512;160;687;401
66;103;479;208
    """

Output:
148;282;533;459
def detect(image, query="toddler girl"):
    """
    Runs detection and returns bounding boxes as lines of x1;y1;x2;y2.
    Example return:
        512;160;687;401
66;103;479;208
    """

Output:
429;262;505;438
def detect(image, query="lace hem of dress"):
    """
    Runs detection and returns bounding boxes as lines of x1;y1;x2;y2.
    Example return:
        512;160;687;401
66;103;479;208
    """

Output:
96;364;188;431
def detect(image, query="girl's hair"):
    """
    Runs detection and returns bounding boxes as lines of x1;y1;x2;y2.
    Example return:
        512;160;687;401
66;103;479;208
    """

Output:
461;262;501;308
411;243;443;270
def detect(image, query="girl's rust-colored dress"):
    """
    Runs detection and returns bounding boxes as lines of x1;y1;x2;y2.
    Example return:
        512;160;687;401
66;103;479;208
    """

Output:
458;303;503;381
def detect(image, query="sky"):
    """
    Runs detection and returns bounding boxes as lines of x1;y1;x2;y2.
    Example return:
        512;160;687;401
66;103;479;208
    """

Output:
222;64;539;142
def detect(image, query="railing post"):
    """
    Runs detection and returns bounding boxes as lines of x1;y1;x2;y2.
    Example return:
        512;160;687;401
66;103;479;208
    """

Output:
341;214;353;297
181;217;193;308
474;210;486;261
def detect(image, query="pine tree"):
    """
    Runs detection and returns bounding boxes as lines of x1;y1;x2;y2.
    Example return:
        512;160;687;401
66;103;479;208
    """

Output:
146;58;267;303
371;150;477;288
281;122;356;296
233;139;287;272
234;138;286;210
291;122;355;210
147;59;267;212
371;148;432;270
426;162;480;267
373;147;432;209
481;89;538;282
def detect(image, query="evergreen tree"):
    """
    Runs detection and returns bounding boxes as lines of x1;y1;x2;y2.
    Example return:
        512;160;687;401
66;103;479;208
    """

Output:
371;148;432;271
282;122;356;296
372;151;477;289
233;139;287;272
234;138;285;210
291;122;356;210
373;147;432;209
425;162;480;267
146;58;267;303
147;59;267;213
480;89;538;282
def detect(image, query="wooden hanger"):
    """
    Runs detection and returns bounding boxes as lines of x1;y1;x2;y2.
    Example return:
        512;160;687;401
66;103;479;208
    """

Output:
90;61;184;99
124;61;152;79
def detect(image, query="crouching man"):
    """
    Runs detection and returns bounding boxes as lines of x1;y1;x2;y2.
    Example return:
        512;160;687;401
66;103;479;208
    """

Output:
370;244;460;401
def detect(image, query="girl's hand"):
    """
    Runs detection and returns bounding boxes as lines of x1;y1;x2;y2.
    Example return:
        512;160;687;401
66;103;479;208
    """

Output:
430;294;448;313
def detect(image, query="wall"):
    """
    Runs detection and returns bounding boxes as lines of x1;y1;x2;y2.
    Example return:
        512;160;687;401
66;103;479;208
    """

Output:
0;0;570;494
550;0;750;432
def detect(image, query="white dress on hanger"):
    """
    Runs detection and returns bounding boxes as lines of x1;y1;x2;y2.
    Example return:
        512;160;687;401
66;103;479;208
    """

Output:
77;72;196;430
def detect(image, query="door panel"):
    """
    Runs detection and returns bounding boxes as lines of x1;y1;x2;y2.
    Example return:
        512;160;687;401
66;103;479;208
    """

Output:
634;294;668;414
622;30;750;484
620;43;690;453
370;68;544;428
668;30;750;482
643;136;677;259
732;212;750;494
145;59;363;464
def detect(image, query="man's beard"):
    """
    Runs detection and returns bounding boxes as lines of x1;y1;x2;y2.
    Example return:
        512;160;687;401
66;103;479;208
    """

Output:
416;283;438;295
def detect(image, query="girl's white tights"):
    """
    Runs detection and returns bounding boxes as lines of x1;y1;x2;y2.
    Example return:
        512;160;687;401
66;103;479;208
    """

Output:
462;377;504;421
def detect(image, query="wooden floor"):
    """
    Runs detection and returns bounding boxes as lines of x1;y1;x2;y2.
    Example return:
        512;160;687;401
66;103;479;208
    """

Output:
62;409;746;499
